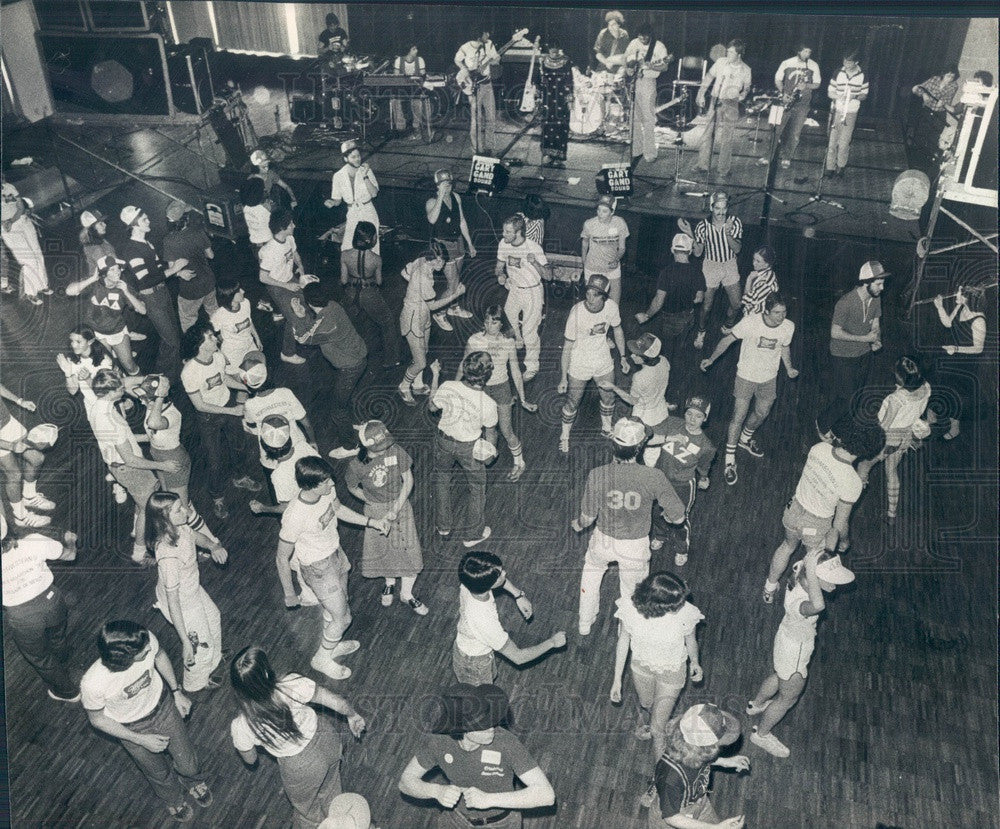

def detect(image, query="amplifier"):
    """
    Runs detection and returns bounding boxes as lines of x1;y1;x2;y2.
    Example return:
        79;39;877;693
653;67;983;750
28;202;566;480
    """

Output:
546;252;584;283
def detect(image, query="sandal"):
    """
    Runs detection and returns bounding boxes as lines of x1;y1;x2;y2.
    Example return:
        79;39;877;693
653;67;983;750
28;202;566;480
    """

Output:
507;464;525;482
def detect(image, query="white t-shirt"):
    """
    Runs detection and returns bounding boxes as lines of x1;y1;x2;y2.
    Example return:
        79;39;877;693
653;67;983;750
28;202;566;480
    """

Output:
279;490;342;566
614;598;703;672
271;446;320;504
623;38;670;78
243;204;272;245
878;383;931;445
259;236;297;284
581;216;629;273
155;525;201;598
455;584;509;657
211;300;261;368
230;673;318;758
432;380;499;442
497;238;547;289
794;442;863;519
182;352;232;408
564;299;621;377
629;358;670;426
81;632;164;723
2;533;61;607
467;332;514;386
732;313;795;383
144;401;182;451
87;398;142;466
779;580;819;641
244;388;308;468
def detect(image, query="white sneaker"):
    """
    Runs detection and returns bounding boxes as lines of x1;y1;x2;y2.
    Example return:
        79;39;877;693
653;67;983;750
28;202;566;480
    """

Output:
750;728;790;758
411;383;431;396
328;446;360;460
22;493;55;511
14;511;51;528
447;306;474;319
310;651;351;681
432;312;453;332
693;330;706;350
649;539;664;551
578;621;592;636
328;640;361;659
462;526;492;548
280;353;306;364
674;552;688;566
398;383;417;406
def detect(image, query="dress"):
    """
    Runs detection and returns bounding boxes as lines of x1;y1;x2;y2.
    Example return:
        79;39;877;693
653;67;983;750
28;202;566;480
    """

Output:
539;61;573;162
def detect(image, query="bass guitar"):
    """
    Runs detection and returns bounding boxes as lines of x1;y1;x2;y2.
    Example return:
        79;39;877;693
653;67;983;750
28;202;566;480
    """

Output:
520;36;541;113
457;29;529;96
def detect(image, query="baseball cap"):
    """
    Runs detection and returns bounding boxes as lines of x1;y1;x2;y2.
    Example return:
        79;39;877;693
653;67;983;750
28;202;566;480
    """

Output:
434;169;453;184
685;395;711;418
250;149;268;166
260;414;291;449
858;260;890;281
585;273;611;296
671;233;693;252
354;420;394;452
166;200;192;223
627;332;661;359
80;209;105;229
25;423;59;450
815;554;855;585
239;350;268;390
679;703;741;747
120;205;143;226
136;374;168;400
710;190;728;207
341;139;359;155
596;194;616;210
318;793;371;829
611;416;650;447
96;255;125;274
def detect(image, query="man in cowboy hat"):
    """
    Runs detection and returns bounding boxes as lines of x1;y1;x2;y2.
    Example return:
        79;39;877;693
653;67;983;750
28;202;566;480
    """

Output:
399;683;556;827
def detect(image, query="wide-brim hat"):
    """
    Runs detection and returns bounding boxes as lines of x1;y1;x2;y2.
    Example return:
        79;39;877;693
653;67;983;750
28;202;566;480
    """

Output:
426;683;510;734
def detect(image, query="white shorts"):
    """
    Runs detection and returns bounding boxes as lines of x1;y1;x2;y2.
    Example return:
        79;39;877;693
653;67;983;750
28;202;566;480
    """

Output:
0;415;28;457
772;625;815;680
94;328;128;348
568;357;614;383
703;258;740;289
585;265;622;282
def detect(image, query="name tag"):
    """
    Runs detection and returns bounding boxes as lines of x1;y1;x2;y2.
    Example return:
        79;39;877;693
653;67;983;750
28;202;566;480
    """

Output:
481;749;502;765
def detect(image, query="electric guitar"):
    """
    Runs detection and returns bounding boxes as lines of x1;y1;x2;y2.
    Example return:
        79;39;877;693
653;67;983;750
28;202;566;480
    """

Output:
624;47;673;79
456;29;530;96
520;36;541;113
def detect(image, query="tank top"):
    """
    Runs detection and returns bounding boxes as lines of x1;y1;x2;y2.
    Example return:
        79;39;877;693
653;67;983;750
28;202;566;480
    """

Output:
145;401;183;451
431;195;463;240
952;312;985;348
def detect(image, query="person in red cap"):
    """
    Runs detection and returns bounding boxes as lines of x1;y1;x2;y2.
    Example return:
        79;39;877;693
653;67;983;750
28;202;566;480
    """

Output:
646;702;748;828
345;420;428;615
816;260;887;438
558;273;628;453
573;416;685;636
581;196;630;306
399;683;556;827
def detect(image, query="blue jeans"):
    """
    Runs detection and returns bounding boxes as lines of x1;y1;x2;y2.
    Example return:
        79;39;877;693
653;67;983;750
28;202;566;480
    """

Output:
4;587;77;698
300;552;352;651
433;433;485;540
278;715;343;829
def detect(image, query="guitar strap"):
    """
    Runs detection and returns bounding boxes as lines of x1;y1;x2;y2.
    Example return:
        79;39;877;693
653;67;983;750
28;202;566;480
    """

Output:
644;38;657;64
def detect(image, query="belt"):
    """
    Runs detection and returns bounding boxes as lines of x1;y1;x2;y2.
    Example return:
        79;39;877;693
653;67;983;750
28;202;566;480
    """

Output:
513;283;541;290
462;811;513;826
138;284;166;296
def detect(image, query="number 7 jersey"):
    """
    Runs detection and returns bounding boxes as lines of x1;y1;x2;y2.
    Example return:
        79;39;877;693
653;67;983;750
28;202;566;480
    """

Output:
581;461;685;540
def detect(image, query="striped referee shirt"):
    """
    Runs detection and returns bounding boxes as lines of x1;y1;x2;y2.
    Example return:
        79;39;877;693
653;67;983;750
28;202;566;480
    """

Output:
694;216;742;262
828;68;868;115
741;267;778;314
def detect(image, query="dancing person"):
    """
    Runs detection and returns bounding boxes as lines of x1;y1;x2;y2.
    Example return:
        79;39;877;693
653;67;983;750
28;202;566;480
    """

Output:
457;306;538;482
573;417;685;636
451;550;564;685
146;491;227;693
558;274;628;453
81;620;212;824
824;49;869;178
79;208;116;278
816;261;887;439
56;325;115;416
341;221;401;368
398;247;466;404
0;181;49;305
242;177;273;250
426;169;476;327
700;292;798;486
538;41;573;167
211;280;262;370
250;149;298;210
325;140;380;257
773;45;821;168
496;214;550;382
428;352;498;548
0;385;56;528
276;456;389;681
932;285;987;441
856;356;931;522
762;415;884;604
725;245;779;333
2;517;80;702
610;571;704;761
581;196;630;307
603;333;671;432
635;233;704;366
747;550;854;758
593;11;629;72
389;45;432;140
643;396;716;566
399;683;556;825
345;420;429;615
682;192;743;349
259;207;309;365
624;26;672;167
229;646;366;828
455;30;500;154
238;351;315;467
518;193;550;246
695;40;752;178
163;201;218;333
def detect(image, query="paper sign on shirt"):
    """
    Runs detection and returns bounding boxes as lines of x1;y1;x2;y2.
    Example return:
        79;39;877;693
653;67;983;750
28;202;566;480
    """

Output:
480;749;503;766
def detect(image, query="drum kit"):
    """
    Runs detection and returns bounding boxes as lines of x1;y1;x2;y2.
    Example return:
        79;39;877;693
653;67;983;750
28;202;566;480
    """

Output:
569;67;631;139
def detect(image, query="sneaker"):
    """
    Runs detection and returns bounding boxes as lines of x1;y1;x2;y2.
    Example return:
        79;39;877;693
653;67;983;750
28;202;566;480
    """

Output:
381;584;395;607
232;476;262;492
750;728;790;758
280;353;305;364
724;463;738;486
111;482;128;504
780;159;791;169
432;312;453;332
522;369;537;382
746;699;772;716
447;306;474;319
462;526;492;548
26;295;43;306
271;312;285;323
738;437;765;458
411;383;431;396
399;384;417;406
13;511;50;528
213;497;229;520
168;802;195;824
674;552;688;567
328;640;360;659
47;689;81;703
649;539;664;551
693;330;706;350
762;584;778;604
310;651;351;681
437;528;451;538
578;621;592;636
40;287;54;296
256;299;274;312
188;782;213;808
328;446;360;460
407;597;430;616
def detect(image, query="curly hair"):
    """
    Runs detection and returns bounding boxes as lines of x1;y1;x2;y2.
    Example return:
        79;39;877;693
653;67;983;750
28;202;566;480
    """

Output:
661;715;721;767
631;572;690;618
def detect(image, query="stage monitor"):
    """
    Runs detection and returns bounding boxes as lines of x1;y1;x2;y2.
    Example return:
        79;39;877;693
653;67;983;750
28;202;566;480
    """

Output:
596;163;633;197
469;155;509;196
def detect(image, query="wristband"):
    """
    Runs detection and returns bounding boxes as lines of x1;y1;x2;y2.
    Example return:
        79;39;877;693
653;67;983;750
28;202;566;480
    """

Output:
513;592;525;600
365;519;372;528
169;685;179;693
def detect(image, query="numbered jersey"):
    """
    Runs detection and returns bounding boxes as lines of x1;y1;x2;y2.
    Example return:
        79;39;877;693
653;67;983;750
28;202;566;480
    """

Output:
581;461;682;540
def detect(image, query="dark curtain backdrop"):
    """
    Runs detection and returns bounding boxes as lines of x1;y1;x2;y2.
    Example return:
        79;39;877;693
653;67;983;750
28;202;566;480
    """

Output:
343;5;969;121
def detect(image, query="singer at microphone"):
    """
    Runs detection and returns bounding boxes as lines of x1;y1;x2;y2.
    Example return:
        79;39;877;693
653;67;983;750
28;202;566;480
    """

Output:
326;139;382;256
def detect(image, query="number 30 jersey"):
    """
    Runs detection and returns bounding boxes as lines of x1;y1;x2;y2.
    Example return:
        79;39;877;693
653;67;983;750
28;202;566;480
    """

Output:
581;461;685;539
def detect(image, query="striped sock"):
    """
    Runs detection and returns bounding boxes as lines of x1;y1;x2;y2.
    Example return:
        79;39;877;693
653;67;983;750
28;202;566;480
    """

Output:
725;443;737;465
740;427;755;445
599;402;615;433
510;440;524;465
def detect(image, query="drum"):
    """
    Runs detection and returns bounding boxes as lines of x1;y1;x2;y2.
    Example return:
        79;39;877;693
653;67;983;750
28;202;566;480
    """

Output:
889;169;931;220
571;87;606;135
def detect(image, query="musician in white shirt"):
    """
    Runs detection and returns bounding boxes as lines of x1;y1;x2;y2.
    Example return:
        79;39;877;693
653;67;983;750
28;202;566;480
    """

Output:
390;45;432;140
624;26;671;166
695;39;752;178
455;31;500;155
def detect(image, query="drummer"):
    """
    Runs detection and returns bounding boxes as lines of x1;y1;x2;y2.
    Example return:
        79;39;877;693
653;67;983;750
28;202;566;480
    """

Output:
325;140;381;257
593;11;629;73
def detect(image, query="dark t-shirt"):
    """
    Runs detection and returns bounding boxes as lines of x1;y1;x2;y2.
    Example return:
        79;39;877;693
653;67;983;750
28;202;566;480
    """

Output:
162;225;215;300
656;260;704;313
655;755;711;818
85;281;128;335
290;301;367;368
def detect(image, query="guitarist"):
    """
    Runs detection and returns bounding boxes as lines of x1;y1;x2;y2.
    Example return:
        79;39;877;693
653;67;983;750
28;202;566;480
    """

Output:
624;26;672;167
455;31;501;155
823;49;868;178
695;39;752;179
909;65;959;168
773;45;822;169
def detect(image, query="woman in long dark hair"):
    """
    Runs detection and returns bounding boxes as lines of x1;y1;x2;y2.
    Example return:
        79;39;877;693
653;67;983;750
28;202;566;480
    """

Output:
341;220;401;368
538;41;574;167
229;646;366;828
